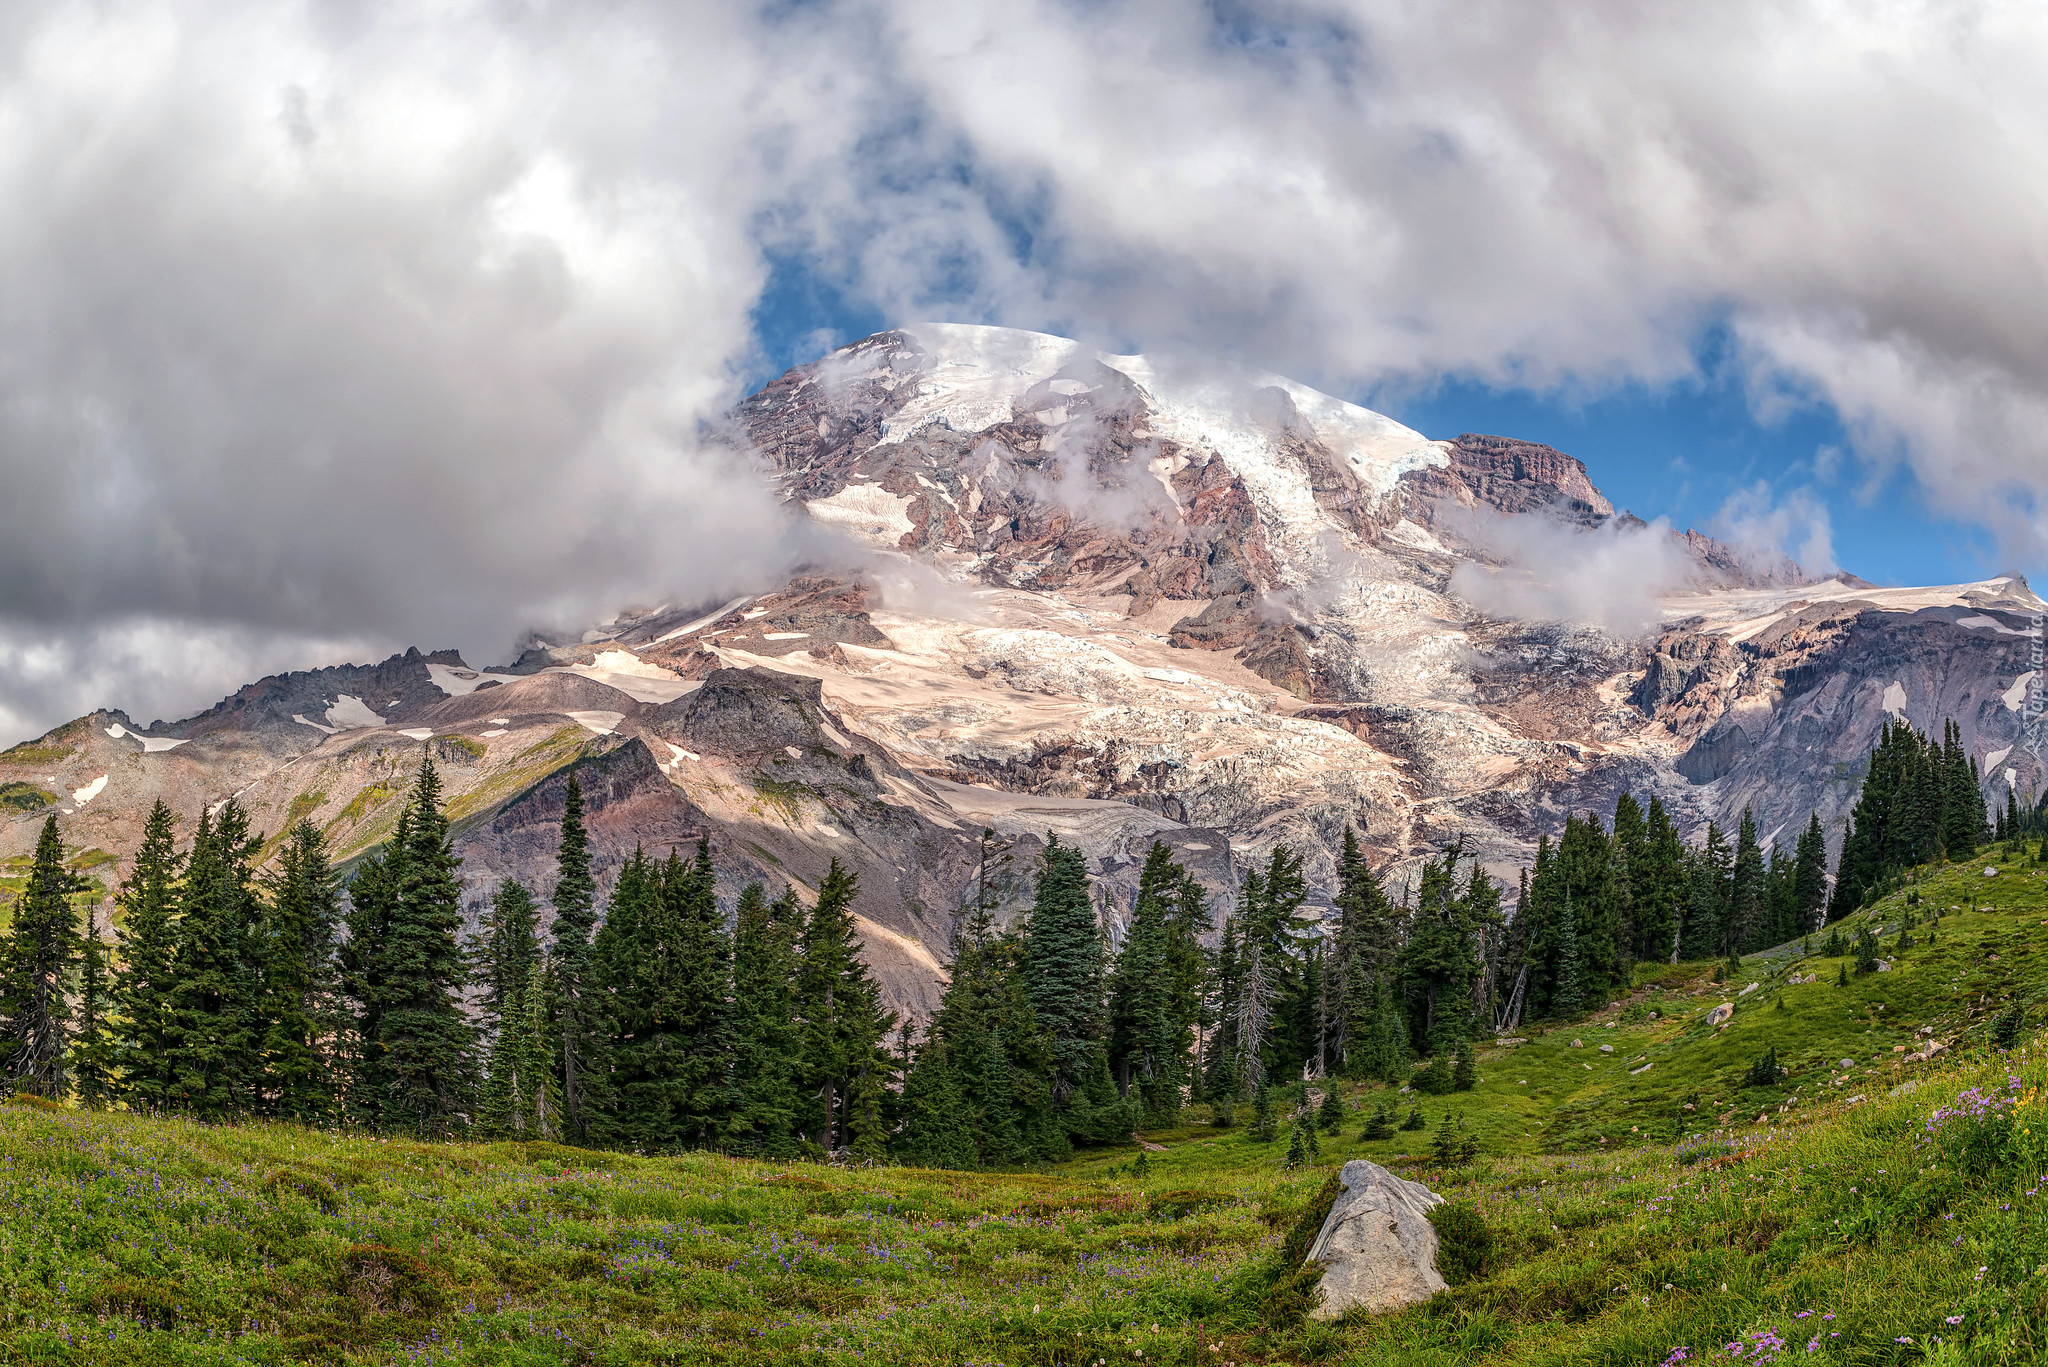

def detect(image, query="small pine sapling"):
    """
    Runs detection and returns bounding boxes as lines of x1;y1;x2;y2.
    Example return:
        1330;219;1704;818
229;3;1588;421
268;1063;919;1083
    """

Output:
1249;1084;1277;1143
1400;1103;1427;1132
1451;1039;1477;1092
1360;1100;1395;1140
1316;1086;1345;1133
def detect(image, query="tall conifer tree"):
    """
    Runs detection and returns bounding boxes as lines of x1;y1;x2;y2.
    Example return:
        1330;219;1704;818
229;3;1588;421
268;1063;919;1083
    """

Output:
797;860;893;1154
727;884;807;1156
113;800;182;1109
74;903;117;1109
373;758;472;1135
0;817;83;1098
548;773;600;1142
263;820;344;1122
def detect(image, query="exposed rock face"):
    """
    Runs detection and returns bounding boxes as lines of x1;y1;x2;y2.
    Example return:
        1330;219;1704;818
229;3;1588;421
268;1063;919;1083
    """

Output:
1305;1160;1447;1318
3;324;2041;1024
1444;433;1613;521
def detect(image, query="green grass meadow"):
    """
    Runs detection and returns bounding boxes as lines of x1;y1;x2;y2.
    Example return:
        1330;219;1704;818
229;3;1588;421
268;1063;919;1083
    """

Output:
5;849;2048;1364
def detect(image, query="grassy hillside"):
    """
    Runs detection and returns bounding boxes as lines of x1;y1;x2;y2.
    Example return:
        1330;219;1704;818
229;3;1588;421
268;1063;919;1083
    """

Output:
5;844;2048;1365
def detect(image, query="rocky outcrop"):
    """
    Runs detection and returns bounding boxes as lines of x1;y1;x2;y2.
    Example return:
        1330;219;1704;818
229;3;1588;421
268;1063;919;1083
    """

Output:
1305;1160;1447;1318
1445;433;1613;521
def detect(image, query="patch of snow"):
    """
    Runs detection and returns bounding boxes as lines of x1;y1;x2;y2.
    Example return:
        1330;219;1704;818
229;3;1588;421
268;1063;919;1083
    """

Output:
1142;667;1198;684
489;717;510;725
71;774;107;806
1986;745;2012;773
2005;672;2038;712
663;742;699;765
1881;681;1908;716
105;722;186;752
819;721;852;749
548;665;696;705
1959;613;2027;635
654;595;754;644
565;710;623;736
326;695;385;729
395;728;434;741
742;608;770;619
292;714;338;735
479;729;507;738
425;662;521;696
803;483;917;543
586;648;677;680
1665;575;2046;641
762;631;809;641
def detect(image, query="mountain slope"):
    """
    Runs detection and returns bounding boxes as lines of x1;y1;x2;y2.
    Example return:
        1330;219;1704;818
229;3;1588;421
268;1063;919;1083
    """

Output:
2;323;2040;1019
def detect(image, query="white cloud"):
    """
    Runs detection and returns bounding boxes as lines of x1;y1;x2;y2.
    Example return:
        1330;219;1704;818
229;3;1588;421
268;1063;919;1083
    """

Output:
1447;510;1694;638
5;0;2048;742
1712;482;1838;578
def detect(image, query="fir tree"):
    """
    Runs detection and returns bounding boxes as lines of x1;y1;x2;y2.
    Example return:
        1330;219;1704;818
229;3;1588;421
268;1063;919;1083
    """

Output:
1400;1103;1426;1132
1451;1037;1476;1092
263;821;344;1122
1360;1099;1395;1140
340;835;399;1127
1638;796;1688;964
1317;1084;1346;1133
73;902;116;1109
1792;814;1829;936
374;758;473;1136
1551;894;1585;1018
726;884;807;1157
893;1035;979;1169
548;773;600;1142
113;800;182;1110
1248;1081;1277;1142
1728;808;1765;953
1021;836;1127;1142
0;816;83;1098
798;860;895;1155
1106;843;1205;1127
482;957;558;1141
164;802;265;1118
476;880;546;1139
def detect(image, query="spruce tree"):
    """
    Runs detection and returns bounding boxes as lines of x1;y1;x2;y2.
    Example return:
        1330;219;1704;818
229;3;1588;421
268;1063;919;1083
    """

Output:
797;860;894;1154
727;884;807;1156
340;835;400;1127
164;803;265;1118
73;903;117;1110
1792;814;1829;935
547;773;600;1143
482;958;559;1141
893;1035;979;1169
1728;808;1765;953
1637;797;1687;963
1451;1037;1477;1092
1021;835;1128;1142
1317;1084;1346;1132
374;758;473;1136
1551;894;1584;1017
603;843;732;1150
113;800;182;1110
476;879;546;1139
263;821;344;1122
1107;842;1201;1127
0;816;83;1098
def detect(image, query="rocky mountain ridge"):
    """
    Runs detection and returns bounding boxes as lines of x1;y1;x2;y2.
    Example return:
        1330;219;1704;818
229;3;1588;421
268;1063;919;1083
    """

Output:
3;323;2040;1020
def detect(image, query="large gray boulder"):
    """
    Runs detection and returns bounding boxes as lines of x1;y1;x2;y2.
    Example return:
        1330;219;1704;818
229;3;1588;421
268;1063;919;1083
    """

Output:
1303;1160;1447;1318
